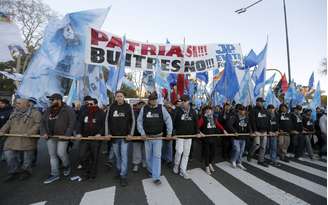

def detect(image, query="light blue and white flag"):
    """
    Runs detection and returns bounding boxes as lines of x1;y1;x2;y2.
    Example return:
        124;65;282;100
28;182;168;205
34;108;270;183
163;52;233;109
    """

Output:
253;43;267;98
0;71;23;81
310;82;321;120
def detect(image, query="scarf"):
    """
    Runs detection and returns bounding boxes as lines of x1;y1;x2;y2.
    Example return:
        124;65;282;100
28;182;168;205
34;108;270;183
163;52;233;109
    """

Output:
9;107;32;123
87;106;99;129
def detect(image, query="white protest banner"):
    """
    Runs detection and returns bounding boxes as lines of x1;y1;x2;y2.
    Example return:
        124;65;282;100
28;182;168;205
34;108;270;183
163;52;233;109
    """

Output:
85;27;244;74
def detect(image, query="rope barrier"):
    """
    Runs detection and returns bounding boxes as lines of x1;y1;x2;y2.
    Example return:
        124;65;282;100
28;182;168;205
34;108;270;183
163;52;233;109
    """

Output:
0;131;315;141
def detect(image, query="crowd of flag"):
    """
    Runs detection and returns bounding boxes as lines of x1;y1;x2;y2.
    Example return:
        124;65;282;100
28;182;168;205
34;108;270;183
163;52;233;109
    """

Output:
0;8;322;120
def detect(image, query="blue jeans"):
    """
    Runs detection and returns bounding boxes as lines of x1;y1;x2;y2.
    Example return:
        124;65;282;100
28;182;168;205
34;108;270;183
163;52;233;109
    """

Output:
112;139;129;178
162;140;173;162
230;139;246;164
47;139;69;176
5;150;34;174
268;137;278;161
145;139;162;180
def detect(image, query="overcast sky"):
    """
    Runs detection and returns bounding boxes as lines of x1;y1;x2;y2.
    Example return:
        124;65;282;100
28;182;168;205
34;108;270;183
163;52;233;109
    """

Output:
43;0;327;91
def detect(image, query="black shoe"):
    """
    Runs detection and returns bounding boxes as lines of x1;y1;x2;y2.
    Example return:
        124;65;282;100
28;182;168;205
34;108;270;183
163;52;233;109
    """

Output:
105;161;113;169
166;161;173;168
258;161;269;167
19;171;31;181
153;179;162;185
247;154;252;162
120;178;128;187
114;173;120;180
281;158;290;163
3;173;18;182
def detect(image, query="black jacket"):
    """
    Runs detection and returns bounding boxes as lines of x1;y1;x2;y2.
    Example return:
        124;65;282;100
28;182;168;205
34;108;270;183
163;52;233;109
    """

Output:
76;107;105;137
278;112;292;132
0;105;12;129
40;104;76;137
106;102;134;136
173;107;199;135
268;112;279;132
291;112;303;132
227;113;252;139
249;105;269;132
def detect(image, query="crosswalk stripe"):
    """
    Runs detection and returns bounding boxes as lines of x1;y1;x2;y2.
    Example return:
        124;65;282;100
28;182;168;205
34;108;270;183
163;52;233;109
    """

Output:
216;162;309;205
142;176;182;205
277;160;327;179
298;158;327;167
189;168;247;205
30;202;47;205
79;186;116;205
243;159;327;198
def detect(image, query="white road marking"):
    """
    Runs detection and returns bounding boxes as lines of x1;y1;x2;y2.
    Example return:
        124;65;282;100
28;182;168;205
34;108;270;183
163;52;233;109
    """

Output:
79;186;116;205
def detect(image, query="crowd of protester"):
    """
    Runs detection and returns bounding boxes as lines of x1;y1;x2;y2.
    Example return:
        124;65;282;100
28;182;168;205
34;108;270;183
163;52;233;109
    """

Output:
0;91;326;187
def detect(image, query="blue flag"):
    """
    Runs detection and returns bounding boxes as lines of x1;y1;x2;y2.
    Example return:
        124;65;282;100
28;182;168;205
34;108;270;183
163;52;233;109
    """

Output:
310;82;321;120
253;43;268;98
308;72;314;90
265;88;281;109
66;79;78;106
106;35;127;92
17;8;110;107
88;65;109;107
265;73;276;87
236;70;255;106
284;82;305;108
244;49;257;69
196;72;209;84
213;54;240;100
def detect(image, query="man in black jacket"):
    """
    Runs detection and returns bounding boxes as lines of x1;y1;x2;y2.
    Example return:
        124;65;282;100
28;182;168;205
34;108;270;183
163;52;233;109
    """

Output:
267;104;280;166
173;95;201;179
248;97;270;167
278;104;292;162
105;91;135;187
291;105;305;159
76;98;105;180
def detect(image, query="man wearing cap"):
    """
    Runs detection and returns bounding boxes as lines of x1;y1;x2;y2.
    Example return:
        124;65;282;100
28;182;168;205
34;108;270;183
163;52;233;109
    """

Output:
248;97;270;167
173;94;201;179
105;91;135;187
40;93;76;184
0;98;41;181
137;92;173;184
277;104;293;162
0;98;12;161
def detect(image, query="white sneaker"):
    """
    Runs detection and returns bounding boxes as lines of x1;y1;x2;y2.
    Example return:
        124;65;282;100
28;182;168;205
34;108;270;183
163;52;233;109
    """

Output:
173;165;179;174
209;164;215;172
231;161;237;168
237;163;247;170
205;166;211;175
179;171;190;179
142;162;147;168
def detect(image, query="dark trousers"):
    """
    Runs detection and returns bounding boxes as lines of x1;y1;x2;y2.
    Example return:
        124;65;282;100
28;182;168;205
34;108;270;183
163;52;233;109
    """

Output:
222;136;231;160
203;137;216;166
294;134;306;158
79;141;101;177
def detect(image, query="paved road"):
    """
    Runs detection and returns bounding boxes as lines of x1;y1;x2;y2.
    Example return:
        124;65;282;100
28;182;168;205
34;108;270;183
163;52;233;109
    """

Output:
0;139;326;205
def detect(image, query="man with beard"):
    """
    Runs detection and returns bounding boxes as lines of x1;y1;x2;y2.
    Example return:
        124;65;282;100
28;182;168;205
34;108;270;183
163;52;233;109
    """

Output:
76;98;105;180
41;93;76;184
0;98;41;181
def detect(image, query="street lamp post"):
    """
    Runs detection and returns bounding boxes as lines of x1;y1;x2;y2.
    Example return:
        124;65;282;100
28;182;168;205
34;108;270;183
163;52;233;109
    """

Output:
235;0;292;84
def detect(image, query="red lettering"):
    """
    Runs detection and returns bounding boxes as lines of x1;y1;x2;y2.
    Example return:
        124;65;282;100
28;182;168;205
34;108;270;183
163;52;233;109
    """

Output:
127;40;140;52
91;28;109;46
185;46;193;57
166;46;183;57
141;44;157;55
106;36;122;49
158;45;166;56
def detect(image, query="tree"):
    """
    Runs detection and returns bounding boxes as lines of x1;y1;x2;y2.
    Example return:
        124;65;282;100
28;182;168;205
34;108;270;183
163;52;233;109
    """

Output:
0;0;57;73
